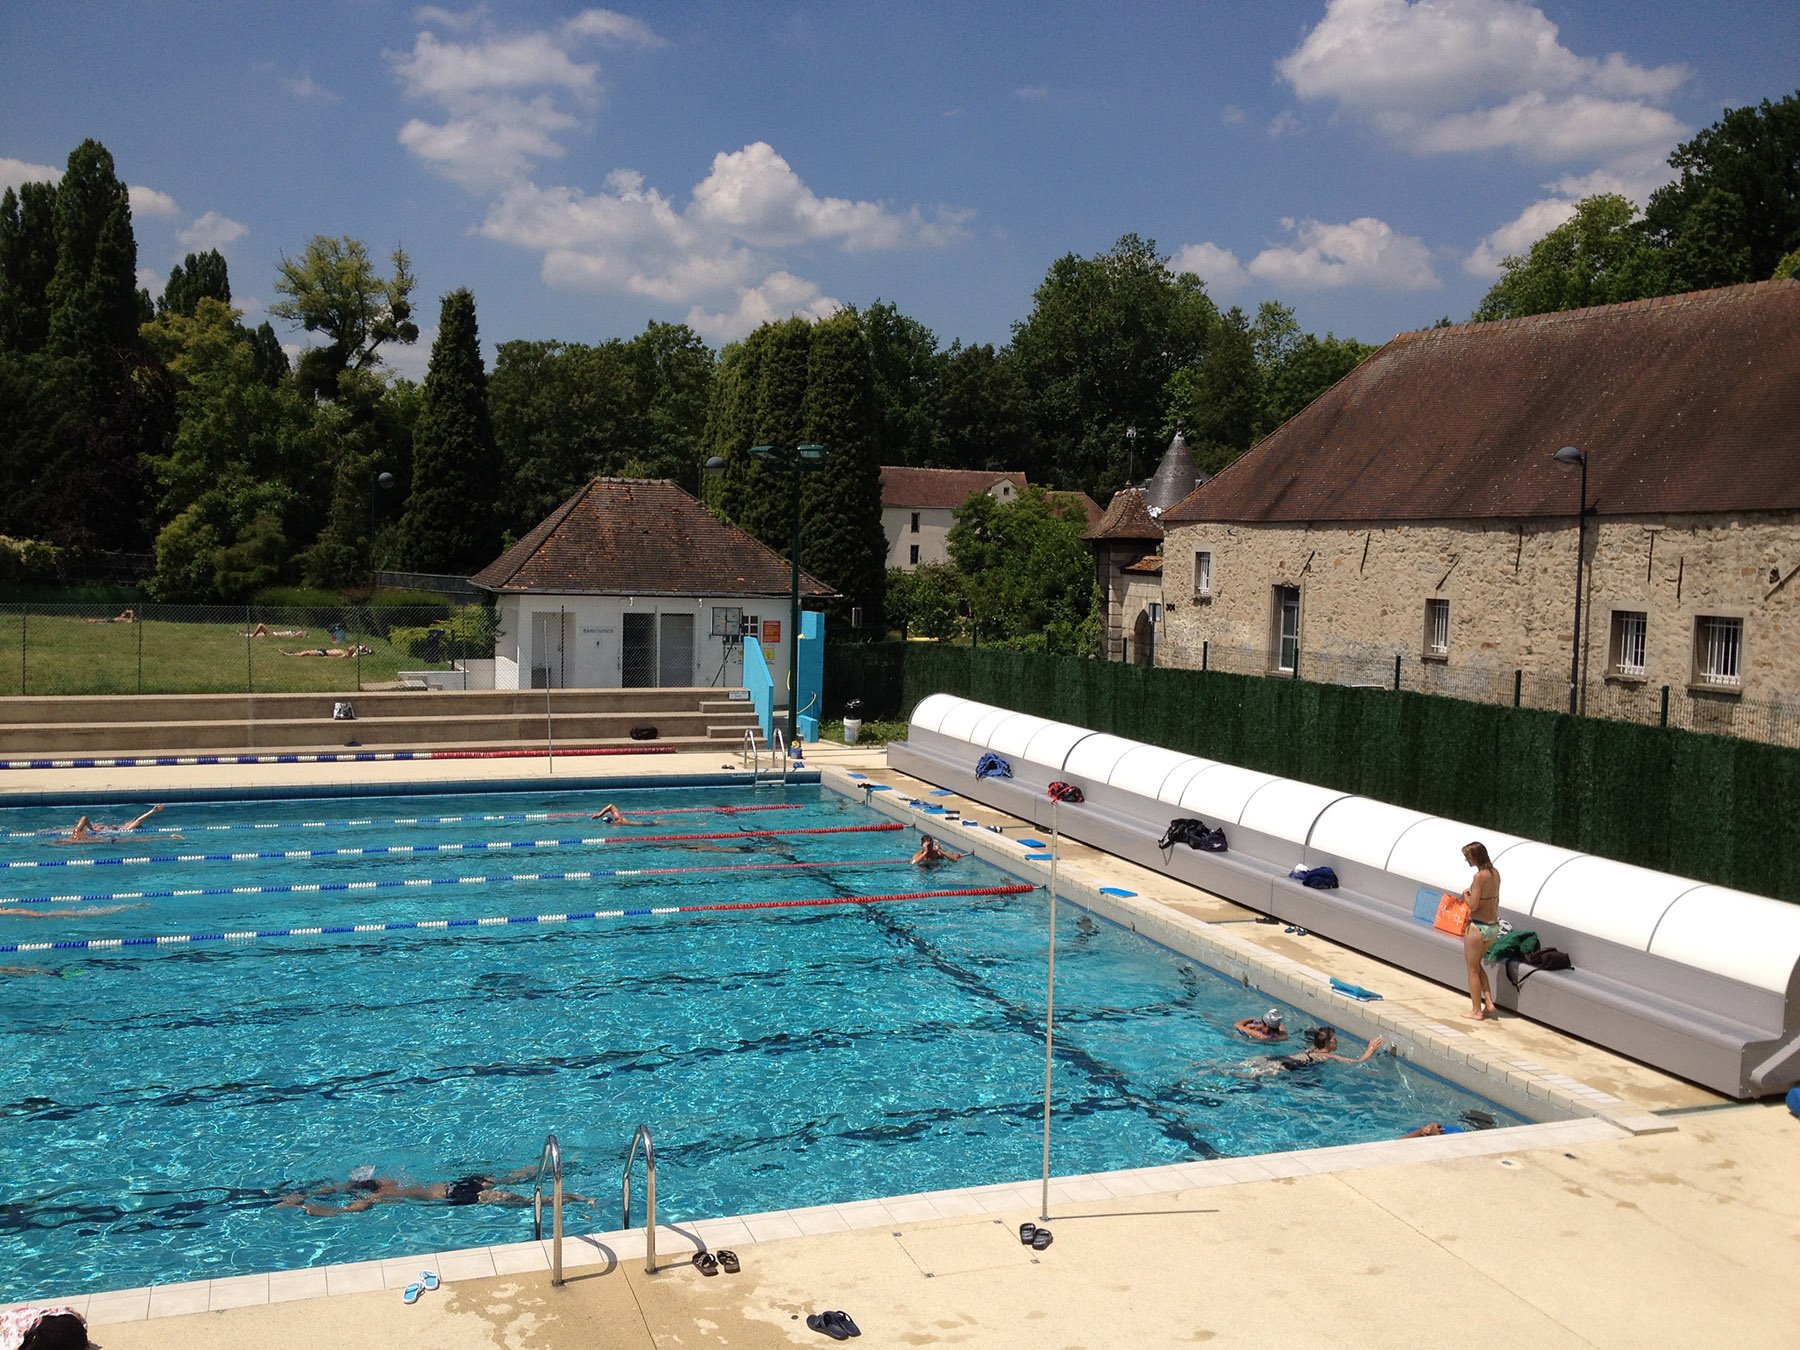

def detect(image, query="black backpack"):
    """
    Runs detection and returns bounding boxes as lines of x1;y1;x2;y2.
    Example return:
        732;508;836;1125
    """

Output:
1159;818;1226;852
1505;946;1573;989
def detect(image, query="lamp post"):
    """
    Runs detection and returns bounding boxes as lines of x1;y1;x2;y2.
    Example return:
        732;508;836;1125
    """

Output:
1552;445;1588;714
749;444;826;751
1125;424;1138;486
369;469;395;584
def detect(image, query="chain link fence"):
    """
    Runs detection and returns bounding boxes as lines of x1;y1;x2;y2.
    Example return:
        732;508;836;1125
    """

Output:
0;602;501;697
1172;637;1800;750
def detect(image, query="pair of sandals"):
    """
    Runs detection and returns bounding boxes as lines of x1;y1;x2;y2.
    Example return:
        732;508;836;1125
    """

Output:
1018;1222;1054;1251
691;1249;741;1276
806;1309;862;1340
401;1269;440;1304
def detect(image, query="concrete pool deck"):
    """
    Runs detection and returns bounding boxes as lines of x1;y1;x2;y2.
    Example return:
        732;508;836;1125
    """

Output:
4;740;1794;1347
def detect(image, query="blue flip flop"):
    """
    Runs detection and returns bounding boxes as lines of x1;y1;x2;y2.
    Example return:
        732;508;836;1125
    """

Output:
420;1270;440;1291
403;1281;425;1305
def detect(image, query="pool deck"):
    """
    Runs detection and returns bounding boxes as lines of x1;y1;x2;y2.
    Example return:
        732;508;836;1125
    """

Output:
5;741;1794;1347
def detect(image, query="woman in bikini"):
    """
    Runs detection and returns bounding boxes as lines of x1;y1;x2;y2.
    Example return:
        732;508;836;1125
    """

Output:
1270;1026;1384;1072
1461;841;1502;1020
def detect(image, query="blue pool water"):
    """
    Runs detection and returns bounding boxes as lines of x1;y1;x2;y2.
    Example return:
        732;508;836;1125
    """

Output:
0;784;1518;1300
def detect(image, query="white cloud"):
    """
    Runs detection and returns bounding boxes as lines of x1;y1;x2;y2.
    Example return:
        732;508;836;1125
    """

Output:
392;29;601;103
136;267;163;298
284;73;342;103
1247;216;1440;291
560;9;667;48
129;185;180;218
1463;196;1578;276
0;157;60;192
178;210;249;253
1170;242;1251;294
1012;85;1048;101
1276;0;1688;163
1266;110;1302;139
1220;105;1246;125
685;273;842;343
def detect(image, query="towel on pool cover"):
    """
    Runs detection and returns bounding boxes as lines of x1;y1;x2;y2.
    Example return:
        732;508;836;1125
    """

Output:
975;752;1012;780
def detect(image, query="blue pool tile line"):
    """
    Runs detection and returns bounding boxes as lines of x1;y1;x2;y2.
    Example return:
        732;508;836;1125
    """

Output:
929;789;954;796
1025;852;1054;860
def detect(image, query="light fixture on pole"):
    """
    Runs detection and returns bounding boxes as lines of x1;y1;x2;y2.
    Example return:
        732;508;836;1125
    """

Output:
1552;445;1589;715
1125;425;1138;486
750;443;827;751
368;469;395;583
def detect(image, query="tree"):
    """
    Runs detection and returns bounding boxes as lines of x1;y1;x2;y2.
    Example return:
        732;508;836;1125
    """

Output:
618;320;714;488
1643;91;1800;290
703;316;813;546
885;563;965;639
1008;234;1218;496
1258;332;1377;435
1163;305;1259;476
395;289;501;575
158;250;231;318
271;236;418;398
46;139;143;362
0;181;59;354
933;342;1028;471
799;310;887;632
857;300;941;467
947;484;1095;653
293;369;414;588
491;338;635;533
1474;195;1673;321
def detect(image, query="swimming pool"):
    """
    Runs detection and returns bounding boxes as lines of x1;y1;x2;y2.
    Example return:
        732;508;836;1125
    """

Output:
0;783;1518;1300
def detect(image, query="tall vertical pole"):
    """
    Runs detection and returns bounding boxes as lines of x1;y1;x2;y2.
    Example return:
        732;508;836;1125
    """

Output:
787;463;802;753
1040;795;1060;1222
1568;455;1588;715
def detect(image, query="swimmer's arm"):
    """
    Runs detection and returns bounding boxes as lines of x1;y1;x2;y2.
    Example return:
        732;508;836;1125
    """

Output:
1331;1036;1385;1064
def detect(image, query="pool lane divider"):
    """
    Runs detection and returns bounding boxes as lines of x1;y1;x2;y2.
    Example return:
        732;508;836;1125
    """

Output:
0;746;680;771
0;857;917;907
0;883;1038;954
2;822;903;870
4;803;804;840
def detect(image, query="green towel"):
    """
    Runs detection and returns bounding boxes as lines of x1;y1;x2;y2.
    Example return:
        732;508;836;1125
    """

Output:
1486;929;1539;963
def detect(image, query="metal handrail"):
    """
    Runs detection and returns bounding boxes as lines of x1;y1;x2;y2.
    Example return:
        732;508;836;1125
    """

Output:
533;1132;565;1286
771;727;788;783
622;1123;658;1275
741;727;760;777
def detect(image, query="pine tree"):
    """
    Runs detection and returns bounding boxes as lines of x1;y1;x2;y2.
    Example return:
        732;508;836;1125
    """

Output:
800;311;887;632
46;140;140;361
0;181;59;354
395;288;500;574
158;250;232;318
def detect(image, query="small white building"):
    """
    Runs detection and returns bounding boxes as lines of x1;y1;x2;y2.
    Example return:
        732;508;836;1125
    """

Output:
880;466;1026;570
471;478;834;695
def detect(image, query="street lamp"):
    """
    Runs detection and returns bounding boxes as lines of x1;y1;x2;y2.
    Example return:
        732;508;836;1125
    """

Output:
1125;425;1138;486
1552;445;1589;714
369;469;395;582
750;443;827;752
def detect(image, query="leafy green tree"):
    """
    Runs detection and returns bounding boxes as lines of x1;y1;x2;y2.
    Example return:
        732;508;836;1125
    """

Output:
46;139;144;361
799;311;888;632
1258;332;1377;435
885;562;965;639
396;288;501;574
857;300;941;467
294;370;414;588
1474;195;1673;321
158;250;231;318
1008;234;1218;496
947;484;1095;653
933;341;1028;471
1774;246;1800;281
491;338;635;531
0;181;59;354
618;320;714;487
703;315;813;546
271;236;418;398
1644;91;1800;290
1163;305;1259;475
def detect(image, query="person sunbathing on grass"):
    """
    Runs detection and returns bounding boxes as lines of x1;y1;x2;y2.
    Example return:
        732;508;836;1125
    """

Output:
277;1167;593;1216
85;609;135;623
53;806;179;843
240;623;307;638
280;644;371;658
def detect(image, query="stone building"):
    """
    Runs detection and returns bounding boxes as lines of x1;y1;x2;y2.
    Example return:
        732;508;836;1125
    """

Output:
1156;280;1800;738
879;467;1025;571
1085;432;1211;664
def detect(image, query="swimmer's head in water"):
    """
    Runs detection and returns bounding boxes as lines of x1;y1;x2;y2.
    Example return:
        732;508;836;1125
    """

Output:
1262;1008;1284;1030
1309;1026;1335;1050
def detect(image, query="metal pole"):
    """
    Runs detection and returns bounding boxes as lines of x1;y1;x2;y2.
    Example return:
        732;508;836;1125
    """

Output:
1040;795;1060;1223
1660;684;1670;728
19;609;24;696
787;463;802;754
137;611;143;694
1201;640;1208;672
1568;456;1587;715
1394;652;1402;691
1514;669;1522;708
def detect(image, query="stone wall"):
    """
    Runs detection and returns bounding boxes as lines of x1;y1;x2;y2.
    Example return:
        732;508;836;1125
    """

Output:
1158;513;1800;719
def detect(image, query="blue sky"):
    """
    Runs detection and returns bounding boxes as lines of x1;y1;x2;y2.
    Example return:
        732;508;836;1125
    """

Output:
4;2;1797;377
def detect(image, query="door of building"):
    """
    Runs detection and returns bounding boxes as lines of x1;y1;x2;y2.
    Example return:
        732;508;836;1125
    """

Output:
657;612;695;687
529;611;566;688
621;612;656;687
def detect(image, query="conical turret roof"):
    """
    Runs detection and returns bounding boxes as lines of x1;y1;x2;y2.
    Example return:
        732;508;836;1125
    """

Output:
1142;432;1209;515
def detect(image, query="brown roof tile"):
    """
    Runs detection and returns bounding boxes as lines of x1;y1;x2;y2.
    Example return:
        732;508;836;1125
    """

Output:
880;466;1026;509
1084;486;1164;541
471;478;836;597
1122;553;1164;574
1165;280;1800;524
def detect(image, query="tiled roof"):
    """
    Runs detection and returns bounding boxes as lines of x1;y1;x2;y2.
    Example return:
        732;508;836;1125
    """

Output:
880;466;1026;509
1164;280;1800;524
1084;486;1164;541
1122;553;1164;574
1142;433;1209;514
470;478;836;597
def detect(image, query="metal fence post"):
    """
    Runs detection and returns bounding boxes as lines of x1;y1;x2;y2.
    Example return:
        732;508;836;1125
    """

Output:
1660;684;1669;728
1514;669;1522;707
1394;653;1401;691
1201;640;1208;671
245;605;253;694
18;609;23;696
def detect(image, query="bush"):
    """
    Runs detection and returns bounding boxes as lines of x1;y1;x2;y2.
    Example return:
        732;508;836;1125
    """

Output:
386;604;499;661
0;536;64;585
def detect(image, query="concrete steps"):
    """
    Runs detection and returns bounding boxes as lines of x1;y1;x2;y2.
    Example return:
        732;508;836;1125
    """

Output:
0;688;760;758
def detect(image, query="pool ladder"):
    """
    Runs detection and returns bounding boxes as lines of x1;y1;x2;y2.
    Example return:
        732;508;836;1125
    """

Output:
740;728;761;777
534;1123;661;1282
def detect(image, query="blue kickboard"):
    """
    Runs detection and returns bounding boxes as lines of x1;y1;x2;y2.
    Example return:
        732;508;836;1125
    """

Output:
1025;852;1054;860
866;784;891;791
1099;886;1137;897
847;773;868;779
1330;977;1383;1001
1018;838;1046;847
930;789;954;796
1413;887;1444;923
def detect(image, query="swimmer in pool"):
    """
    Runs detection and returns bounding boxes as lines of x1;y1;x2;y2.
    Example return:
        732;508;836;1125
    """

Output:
0;904;148;918
1242;1026;1384;1076
53;805;173;843
1233;1009;1289;1042
590;803;668;825
276;1166;591;1217
911;834;962;867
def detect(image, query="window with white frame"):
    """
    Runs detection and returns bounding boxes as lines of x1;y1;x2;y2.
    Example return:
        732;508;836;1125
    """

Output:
1693;616;1743;687
1194;550;1212;596
1423;598;1449;657
1272;585;1300;673
1149;601;1163;623
1609;610;1647;677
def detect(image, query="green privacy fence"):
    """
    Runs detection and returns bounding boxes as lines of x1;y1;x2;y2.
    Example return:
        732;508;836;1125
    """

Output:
824;642;1800;904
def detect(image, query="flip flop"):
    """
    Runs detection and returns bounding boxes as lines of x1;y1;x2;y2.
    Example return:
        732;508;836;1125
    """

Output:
716;1249;741;1274
1018;1222;1038;1245
827;1311;862;1338
1032;1228;1054;1251
807;1312;849;1341
419;1270;439;1291
692;1251;719;1276
402;1281;425;1305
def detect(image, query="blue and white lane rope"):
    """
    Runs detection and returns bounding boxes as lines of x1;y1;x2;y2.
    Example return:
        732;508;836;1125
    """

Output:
4;803;802;839
2;822;903;870
0;857;915;907
0;883;1038;954
0;747;678;771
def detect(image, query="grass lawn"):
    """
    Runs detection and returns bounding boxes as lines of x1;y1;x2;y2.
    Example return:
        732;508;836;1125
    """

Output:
0;613;429;696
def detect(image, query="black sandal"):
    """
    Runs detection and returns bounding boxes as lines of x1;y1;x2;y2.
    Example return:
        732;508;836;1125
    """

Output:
692;1251;719;1276
716;1249;741;1274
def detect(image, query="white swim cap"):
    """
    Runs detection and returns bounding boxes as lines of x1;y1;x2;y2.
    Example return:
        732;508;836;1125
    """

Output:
1264;1008;1284;1028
